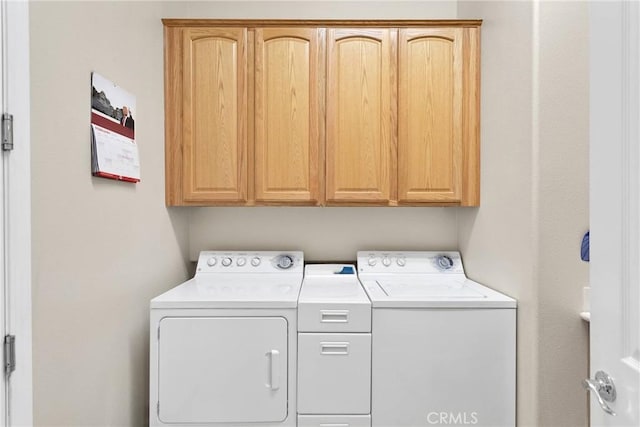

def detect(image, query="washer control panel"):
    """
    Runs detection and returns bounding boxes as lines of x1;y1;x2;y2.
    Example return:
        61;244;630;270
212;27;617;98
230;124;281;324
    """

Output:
357;251;465;275
195;251;304;275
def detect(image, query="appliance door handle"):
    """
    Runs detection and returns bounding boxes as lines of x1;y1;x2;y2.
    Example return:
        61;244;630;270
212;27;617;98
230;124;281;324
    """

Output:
268;350;280;391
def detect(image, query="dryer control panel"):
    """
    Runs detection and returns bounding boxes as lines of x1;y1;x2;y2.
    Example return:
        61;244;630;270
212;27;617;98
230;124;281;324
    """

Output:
357;251;465;275
196;251;304;275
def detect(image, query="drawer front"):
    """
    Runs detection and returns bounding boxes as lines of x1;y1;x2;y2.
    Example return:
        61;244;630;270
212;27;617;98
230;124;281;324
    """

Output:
298;414;371;427
298;302;371;333
298;333;371;414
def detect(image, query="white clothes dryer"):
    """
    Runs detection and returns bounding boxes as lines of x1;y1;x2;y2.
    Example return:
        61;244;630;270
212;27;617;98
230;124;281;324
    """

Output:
149;251;303;427
357;251;516;427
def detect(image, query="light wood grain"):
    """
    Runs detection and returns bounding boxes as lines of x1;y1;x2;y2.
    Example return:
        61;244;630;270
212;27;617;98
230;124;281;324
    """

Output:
461;27;480;206
181;27;248;203
247;29;256;205
164;26;184;205
163;19;483;28
398;28;463;203
163;21;481;207
254;28;323;204
326;28;396;203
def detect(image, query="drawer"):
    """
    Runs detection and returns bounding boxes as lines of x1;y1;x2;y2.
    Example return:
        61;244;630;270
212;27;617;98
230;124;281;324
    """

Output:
298;333;371;414
298;302;371;333
298;415;371;427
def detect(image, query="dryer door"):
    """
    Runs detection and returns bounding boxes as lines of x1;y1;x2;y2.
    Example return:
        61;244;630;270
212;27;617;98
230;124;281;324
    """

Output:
158;316;288;423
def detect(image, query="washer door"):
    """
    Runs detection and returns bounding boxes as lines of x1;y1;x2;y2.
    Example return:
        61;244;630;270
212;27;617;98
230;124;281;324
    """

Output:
158;317;288;423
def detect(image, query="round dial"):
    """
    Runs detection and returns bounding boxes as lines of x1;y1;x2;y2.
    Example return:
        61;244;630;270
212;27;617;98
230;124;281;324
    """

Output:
436;255;454;271
236;257;246;267
221;257;233;267
382;256;392;267
251;257;261;267
206;257;217;267
368;256;377;266
396;257;406;267
276;255;294;270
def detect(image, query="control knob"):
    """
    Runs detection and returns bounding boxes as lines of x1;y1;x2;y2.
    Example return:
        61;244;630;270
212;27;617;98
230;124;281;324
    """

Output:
221;257;233;267
382;256;392;267
206;257;217;267
236;257;246;267
368;256;377;266
276;255;294;270
436;255;454;271
396;257;406;267
251;257;261;267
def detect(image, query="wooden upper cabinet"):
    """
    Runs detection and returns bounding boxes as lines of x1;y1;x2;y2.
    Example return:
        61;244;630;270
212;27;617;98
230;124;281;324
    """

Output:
398;28;462;203
325;29;397;204
254;28;324;204
171;27;248;204
399;27;479;206
164;20;481;207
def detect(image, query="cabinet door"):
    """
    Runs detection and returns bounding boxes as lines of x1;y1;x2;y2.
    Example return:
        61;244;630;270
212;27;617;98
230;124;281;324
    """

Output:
158;317;288;423
182;27;247;203
254;28;324;204
326;29;396;204
398;28;464;204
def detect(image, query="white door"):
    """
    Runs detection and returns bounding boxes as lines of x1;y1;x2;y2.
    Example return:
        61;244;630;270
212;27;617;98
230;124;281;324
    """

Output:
158;317;288;423
1;0;32;425
589;1;640;425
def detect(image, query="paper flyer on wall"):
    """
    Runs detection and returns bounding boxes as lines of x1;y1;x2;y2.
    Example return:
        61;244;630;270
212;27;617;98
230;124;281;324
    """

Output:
90;72;140;182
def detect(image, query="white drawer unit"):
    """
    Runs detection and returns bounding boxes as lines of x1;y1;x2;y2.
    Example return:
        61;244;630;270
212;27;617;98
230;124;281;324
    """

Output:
298;333;371;414
298;415;372;427
298;265;372;418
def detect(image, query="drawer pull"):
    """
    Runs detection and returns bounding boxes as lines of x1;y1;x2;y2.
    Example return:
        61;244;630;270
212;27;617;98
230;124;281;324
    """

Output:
320;342;349;355
320;310;349;323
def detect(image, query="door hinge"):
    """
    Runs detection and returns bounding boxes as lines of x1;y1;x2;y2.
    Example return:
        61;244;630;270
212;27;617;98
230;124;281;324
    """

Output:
4;335;15;375
2;113;13;151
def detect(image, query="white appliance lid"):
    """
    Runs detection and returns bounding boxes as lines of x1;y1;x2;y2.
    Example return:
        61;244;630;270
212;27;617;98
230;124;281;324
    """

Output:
299;264;370;303
375;277;486;298
151;275;303;309
360;276;516;308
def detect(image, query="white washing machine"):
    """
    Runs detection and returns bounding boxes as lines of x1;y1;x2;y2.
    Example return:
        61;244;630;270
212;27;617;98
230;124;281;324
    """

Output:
149;251;303;427
357;251;516;427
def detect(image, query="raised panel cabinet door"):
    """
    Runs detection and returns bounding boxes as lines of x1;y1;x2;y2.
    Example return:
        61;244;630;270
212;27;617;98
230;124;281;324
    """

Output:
398;28;464;204
326;28;396;204
182;27;248;203
254;28;324;204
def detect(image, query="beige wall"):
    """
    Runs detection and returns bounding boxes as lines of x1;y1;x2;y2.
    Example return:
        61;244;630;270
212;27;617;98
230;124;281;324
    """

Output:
189;207;458;261
458;1;589;426
537;2;589;425
30;1;190;425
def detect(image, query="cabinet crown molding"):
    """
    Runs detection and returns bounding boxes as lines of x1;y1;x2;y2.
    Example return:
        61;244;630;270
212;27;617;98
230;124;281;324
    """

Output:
162;19;482;28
